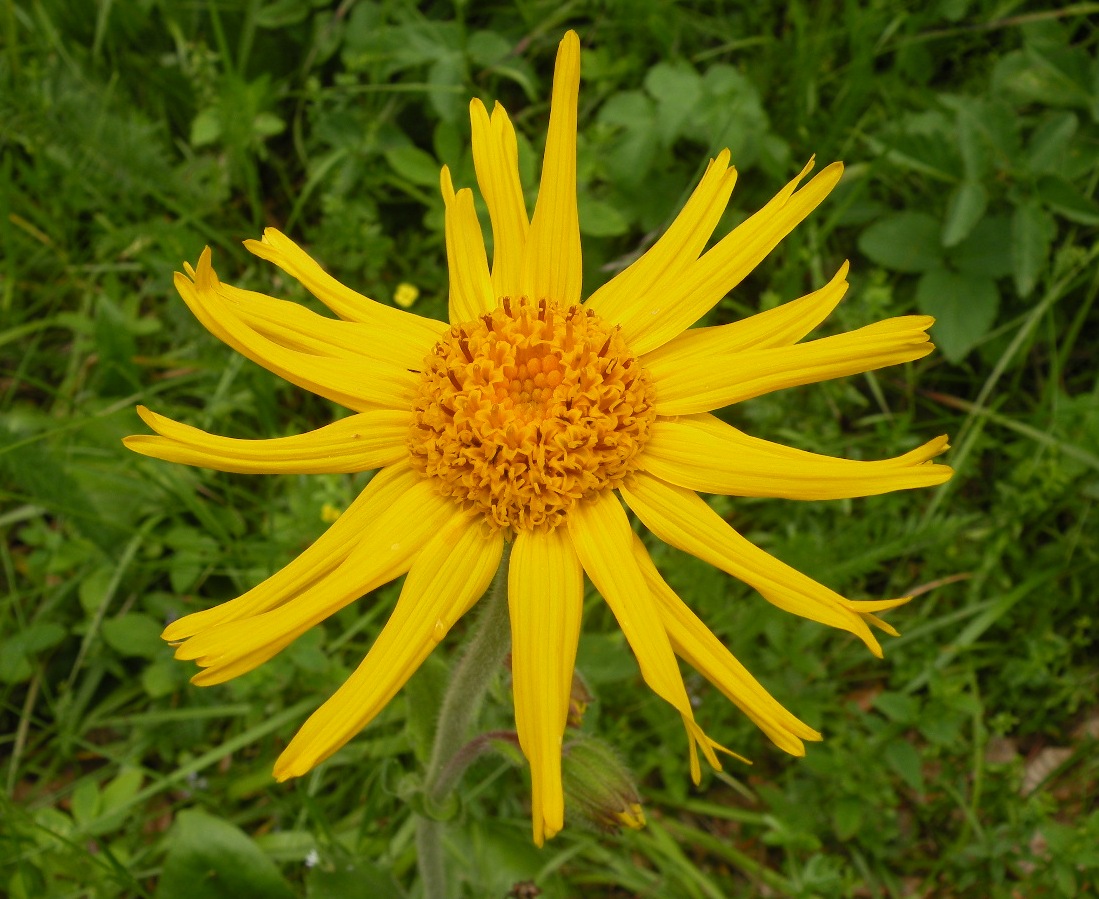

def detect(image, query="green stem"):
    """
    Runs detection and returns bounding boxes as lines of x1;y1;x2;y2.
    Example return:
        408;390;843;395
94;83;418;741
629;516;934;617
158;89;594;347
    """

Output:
416;543;513;899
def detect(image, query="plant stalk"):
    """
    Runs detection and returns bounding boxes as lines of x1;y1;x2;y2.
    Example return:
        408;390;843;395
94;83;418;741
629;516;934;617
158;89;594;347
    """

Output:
415;543;512;899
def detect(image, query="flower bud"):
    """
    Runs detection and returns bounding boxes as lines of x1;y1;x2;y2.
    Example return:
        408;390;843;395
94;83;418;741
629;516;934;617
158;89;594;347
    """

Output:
561;735;645;833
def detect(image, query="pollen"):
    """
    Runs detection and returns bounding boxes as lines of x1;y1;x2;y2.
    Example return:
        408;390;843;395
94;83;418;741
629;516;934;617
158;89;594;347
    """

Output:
408;296;657;532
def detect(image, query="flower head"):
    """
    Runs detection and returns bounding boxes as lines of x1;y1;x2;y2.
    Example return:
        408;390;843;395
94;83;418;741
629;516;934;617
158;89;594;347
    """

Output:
126;31;951;845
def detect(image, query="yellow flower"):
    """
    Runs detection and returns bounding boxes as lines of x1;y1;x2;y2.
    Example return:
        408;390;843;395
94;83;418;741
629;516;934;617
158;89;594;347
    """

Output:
393;282;419;309
125;31;951;845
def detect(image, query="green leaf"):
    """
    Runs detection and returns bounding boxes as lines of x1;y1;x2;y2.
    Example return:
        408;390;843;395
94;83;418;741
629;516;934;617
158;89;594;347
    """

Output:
1026;112;1078;174
884;739;924;792
692;64;769;167
384;146;441;188
79;565;116;614
577;632;636;685
141;659;186;698
947;215;1013;279
466;30;511;68
255;0;310;28
0;623;67;684
100;768;145;817
102;613;165;660
1037;175;1099;226
873;691;919;724
428;54;465;123
831;796;865;841
858;212;943;272
190;107;220;147
579;196;630;237
155;811;296;899
597;91;658;187
916;268;999;363
306;860;407;899
645;62;702;147
1012;200;1055;298
941;182;987;247
252;112;286;140
70;780;100;829
403;653;449;763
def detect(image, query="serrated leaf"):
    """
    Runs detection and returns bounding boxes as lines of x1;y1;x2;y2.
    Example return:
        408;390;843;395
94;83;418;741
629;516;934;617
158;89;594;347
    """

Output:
941;182;987;247
383;145;441;188
1012;201;1055;298
597;91;658;187
858;212;943;272
645;62;702;147
155;811;296;899
692;64;768;167
916;268;999;362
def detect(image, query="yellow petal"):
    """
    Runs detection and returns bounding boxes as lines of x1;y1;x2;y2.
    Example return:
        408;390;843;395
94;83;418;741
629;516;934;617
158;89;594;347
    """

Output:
214;277;430;371
640;263;849;372
568;491;728;782
471;99;529;300
177;475;459;684
441;166;496;322
162;463;426;641
509;527;584;845
621;472;902;656
585;150;737;325
177;252;418;412
623;159;845;355
125;406;409;475
244;228;447;346
649;315;936;416
521;30;582;306
640;415;953;500
274;512;502;778
631;535;821;756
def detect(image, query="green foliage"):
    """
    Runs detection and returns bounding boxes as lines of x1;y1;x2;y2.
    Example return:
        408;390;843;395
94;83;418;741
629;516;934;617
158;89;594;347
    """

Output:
2;1;1097;897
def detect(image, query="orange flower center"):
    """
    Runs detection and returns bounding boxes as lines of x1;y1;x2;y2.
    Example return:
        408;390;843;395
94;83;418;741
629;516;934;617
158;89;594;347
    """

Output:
408;297;657;532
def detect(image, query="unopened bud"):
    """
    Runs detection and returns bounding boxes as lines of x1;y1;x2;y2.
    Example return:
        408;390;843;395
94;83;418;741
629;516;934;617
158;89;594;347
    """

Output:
562;735;645;833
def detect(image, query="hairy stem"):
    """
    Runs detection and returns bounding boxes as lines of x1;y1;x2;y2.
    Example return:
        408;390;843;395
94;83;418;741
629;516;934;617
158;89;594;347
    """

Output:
416;544;512;899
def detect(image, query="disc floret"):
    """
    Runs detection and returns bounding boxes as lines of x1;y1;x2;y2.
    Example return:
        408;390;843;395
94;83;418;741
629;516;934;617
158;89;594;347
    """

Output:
409;296;656;531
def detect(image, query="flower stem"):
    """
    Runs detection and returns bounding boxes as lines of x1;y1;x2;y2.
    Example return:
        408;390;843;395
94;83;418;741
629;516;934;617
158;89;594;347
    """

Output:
416;543;512;899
